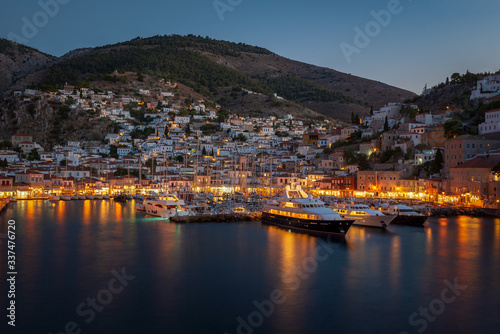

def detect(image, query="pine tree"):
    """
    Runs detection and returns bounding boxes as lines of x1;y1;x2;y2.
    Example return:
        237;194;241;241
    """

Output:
384;116;389;132
431;148;444;174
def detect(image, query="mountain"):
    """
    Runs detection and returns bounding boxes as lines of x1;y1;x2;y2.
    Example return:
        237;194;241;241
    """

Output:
0;35;416;122
0;39;55;93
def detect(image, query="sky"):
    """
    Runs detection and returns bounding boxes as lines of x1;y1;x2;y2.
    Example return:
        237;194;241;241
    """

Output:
1;0;499;94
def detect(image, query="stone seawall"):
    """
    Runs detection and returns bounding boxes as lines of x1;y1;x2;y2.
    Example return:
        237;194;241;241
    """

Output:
429;207;500;217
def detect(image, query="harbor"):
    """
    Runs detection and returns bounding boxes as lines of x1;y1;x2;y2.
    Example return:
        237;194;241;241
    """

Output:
1;199;498;334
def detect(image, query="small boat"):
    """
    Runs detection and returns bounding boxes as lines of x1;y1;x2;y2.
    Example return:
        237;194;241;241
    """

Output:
261;184;354;236
49;195;60;201
71;195;79;200
331;203;396;229
86;195;95;200
103;195;110;200
126;194;134;200
135;202;146;211
78;195;87;200
8;197;17;202
233;206;247;213
60;195;72;201
114;194;127;202
94;195;103;200
379;204;428;226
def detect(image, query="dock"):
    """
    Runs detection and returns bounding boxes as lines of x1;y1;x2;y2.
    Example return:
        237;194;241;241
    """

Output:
170;212;262;223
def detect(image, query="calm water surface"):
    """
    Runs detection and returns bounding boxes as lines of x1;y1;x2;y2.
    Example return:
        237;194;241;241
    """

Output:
1;200;499;334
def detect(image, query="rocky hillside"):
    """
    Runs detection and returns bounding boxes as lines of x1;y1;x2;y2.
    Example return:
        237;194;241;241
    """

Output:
0;39;54;93
0;97;121;149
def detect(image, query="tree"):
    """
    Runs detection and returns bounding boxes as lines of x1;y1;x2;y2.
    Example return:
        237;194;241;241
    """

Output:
431;148;444;174
202;147;207;155
174;155;184;162
0;140;13;149
185;123;191;136
384;116;389;132
28;148;40;161
343;150;357;165
443;119;465;139
236;133;247;142
357;154;371;171
109;146;119;159
0;158;8;168
59;159;67;167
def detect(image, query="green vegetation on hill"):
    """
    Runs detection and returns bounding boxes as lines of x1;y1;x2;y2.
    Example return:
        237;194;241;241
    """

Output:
113;35;272;57
43;42;269;99
41;35;367;114
0;38;53;58
263;74;367;106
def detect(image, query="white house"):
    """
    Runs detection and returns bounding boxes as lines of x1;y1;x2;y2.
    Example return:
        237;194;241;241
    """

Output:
471;74;500;100
478;109;500;135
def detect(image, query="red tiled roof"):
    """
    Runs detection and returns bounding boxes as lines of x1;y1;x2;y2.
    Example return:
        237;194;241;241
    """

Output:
453;157;495;169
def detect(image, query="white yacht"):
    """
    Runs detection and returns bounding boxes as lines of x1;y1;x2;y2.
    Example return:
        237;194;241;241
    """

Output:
331;203;396;228
378;204;428;226
261;184;354;236
143;194;189;219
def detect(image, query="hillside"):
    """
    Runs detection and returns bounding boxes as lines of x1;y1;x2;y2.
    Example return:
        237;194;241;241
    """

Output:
0;39;55;93
0;35;416;122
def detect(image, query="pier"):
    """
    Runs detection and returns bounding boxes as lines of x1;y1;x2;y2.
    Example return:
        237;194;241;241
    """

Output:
170;212;262;223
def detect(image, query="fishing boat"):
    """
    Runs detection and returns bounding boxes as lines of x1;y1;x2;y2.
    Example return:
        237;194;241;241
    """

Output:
60;195;72;201
103;195;110;200
49;195;60;201
86;194;95;200
94;195;103;200
261;184;354;236
78;195;87;200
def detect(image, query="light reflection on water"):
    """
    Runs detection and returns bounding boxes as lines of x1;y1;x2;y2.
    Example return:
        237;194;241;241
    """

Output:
0;202;499;334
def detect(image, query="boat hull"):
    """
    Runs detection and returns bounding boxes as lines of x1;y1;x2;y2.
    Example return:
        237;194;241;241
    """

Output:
344;215;395;228
262;212;354;236
391;214;428;226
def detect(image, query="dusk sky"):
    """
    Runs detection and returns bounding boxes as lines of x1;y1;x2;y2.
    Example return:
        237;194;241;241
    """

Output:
1;0;499;94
